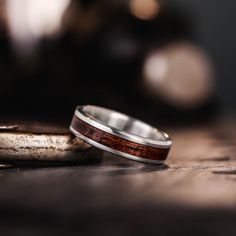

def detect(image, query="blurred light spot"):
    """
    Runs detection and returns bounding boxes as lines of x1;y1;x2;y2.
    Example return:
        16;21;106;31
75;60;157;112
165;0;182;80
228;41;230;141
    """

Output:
6;0;70;52
130;0;160;20
143;42;213;108
145;55;168;82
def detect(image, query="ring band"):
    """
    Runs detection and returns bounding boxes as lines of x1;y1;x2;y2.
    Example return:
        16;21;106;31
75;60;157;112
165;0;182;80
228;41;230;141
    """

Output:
70;105;172;164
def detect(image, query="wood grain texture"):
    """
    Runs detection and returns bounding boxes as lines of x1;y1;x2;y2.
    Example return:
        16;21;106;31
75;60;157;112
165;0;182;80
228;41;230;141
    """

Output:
71;116;170;161
0;118;236;235
0;121;100;163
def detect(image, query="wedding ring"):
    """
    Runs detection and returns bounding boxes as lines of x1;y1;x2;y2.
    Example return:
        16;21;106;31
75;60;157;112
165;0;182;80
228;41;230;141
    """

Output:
70;105;172;164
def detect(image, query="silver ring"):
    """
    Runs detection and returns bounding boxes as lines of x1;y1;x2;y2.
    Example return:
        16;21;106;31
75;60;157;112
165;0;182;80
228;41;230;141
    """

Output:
70;105;172;164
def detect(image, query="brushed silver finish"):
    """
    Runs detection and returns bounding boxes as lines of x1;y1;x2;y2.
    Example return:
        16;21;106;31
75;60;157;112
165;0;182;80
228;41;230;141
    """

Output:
74;105;172;149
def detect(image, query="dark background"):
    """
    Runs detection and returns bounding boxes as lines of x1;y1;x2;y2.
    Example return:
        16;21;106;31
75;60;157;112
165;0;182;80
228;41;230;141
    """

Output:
0;0;234;125
172;0;236;111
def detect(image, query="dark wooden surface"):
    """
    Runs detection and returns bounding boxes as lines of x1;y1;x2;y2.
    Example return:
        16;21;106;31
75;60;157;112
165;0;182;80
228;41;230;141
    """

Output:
1;117;236;235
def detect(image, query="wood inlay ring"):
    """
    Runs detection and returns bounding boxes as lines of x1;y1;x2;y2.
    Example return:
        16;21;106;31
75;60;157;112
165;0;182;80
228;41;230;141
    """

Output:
70;106;172;164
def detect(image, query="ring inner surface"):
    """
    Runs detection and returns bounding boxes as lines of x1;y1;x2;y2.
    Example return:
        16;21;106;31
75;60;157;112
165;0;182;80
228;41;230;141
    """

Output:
82;106;166;141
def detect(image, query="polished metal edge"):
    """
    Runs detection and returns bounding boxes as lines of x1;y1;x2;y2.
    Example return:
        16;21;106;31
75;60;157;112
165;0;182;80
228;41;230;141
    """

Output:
74;105;172;149
70;127;165;165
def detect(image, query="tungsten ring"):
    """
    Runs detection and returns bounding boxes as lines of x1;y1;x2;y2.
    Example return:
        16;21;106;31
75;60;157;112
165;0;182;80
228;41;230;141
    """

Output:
70;105;172;164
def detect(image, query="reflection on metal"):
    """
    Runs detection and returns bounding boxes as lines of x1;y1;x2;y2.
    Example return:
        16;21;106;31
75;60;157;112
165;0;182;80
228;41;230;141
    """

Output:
6;0;70;52
129;0;160;20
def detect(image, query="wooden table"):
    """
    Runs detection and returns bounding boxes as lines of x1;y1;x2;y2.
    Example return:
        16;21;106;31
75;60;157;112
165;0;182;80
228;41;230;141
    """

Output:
0;117;236;235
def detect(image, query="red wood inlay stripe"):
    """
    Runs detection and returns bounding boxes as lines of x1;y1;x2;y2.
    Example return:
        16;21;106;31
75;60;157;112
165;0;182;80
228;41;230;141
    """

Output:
71;116;169;161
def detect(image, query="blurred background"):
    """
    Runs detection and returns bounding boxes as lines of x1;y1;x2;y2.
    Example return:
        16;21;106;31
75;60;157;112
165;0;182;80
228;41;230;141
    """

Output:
0;0;234;125
1;2;236;236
